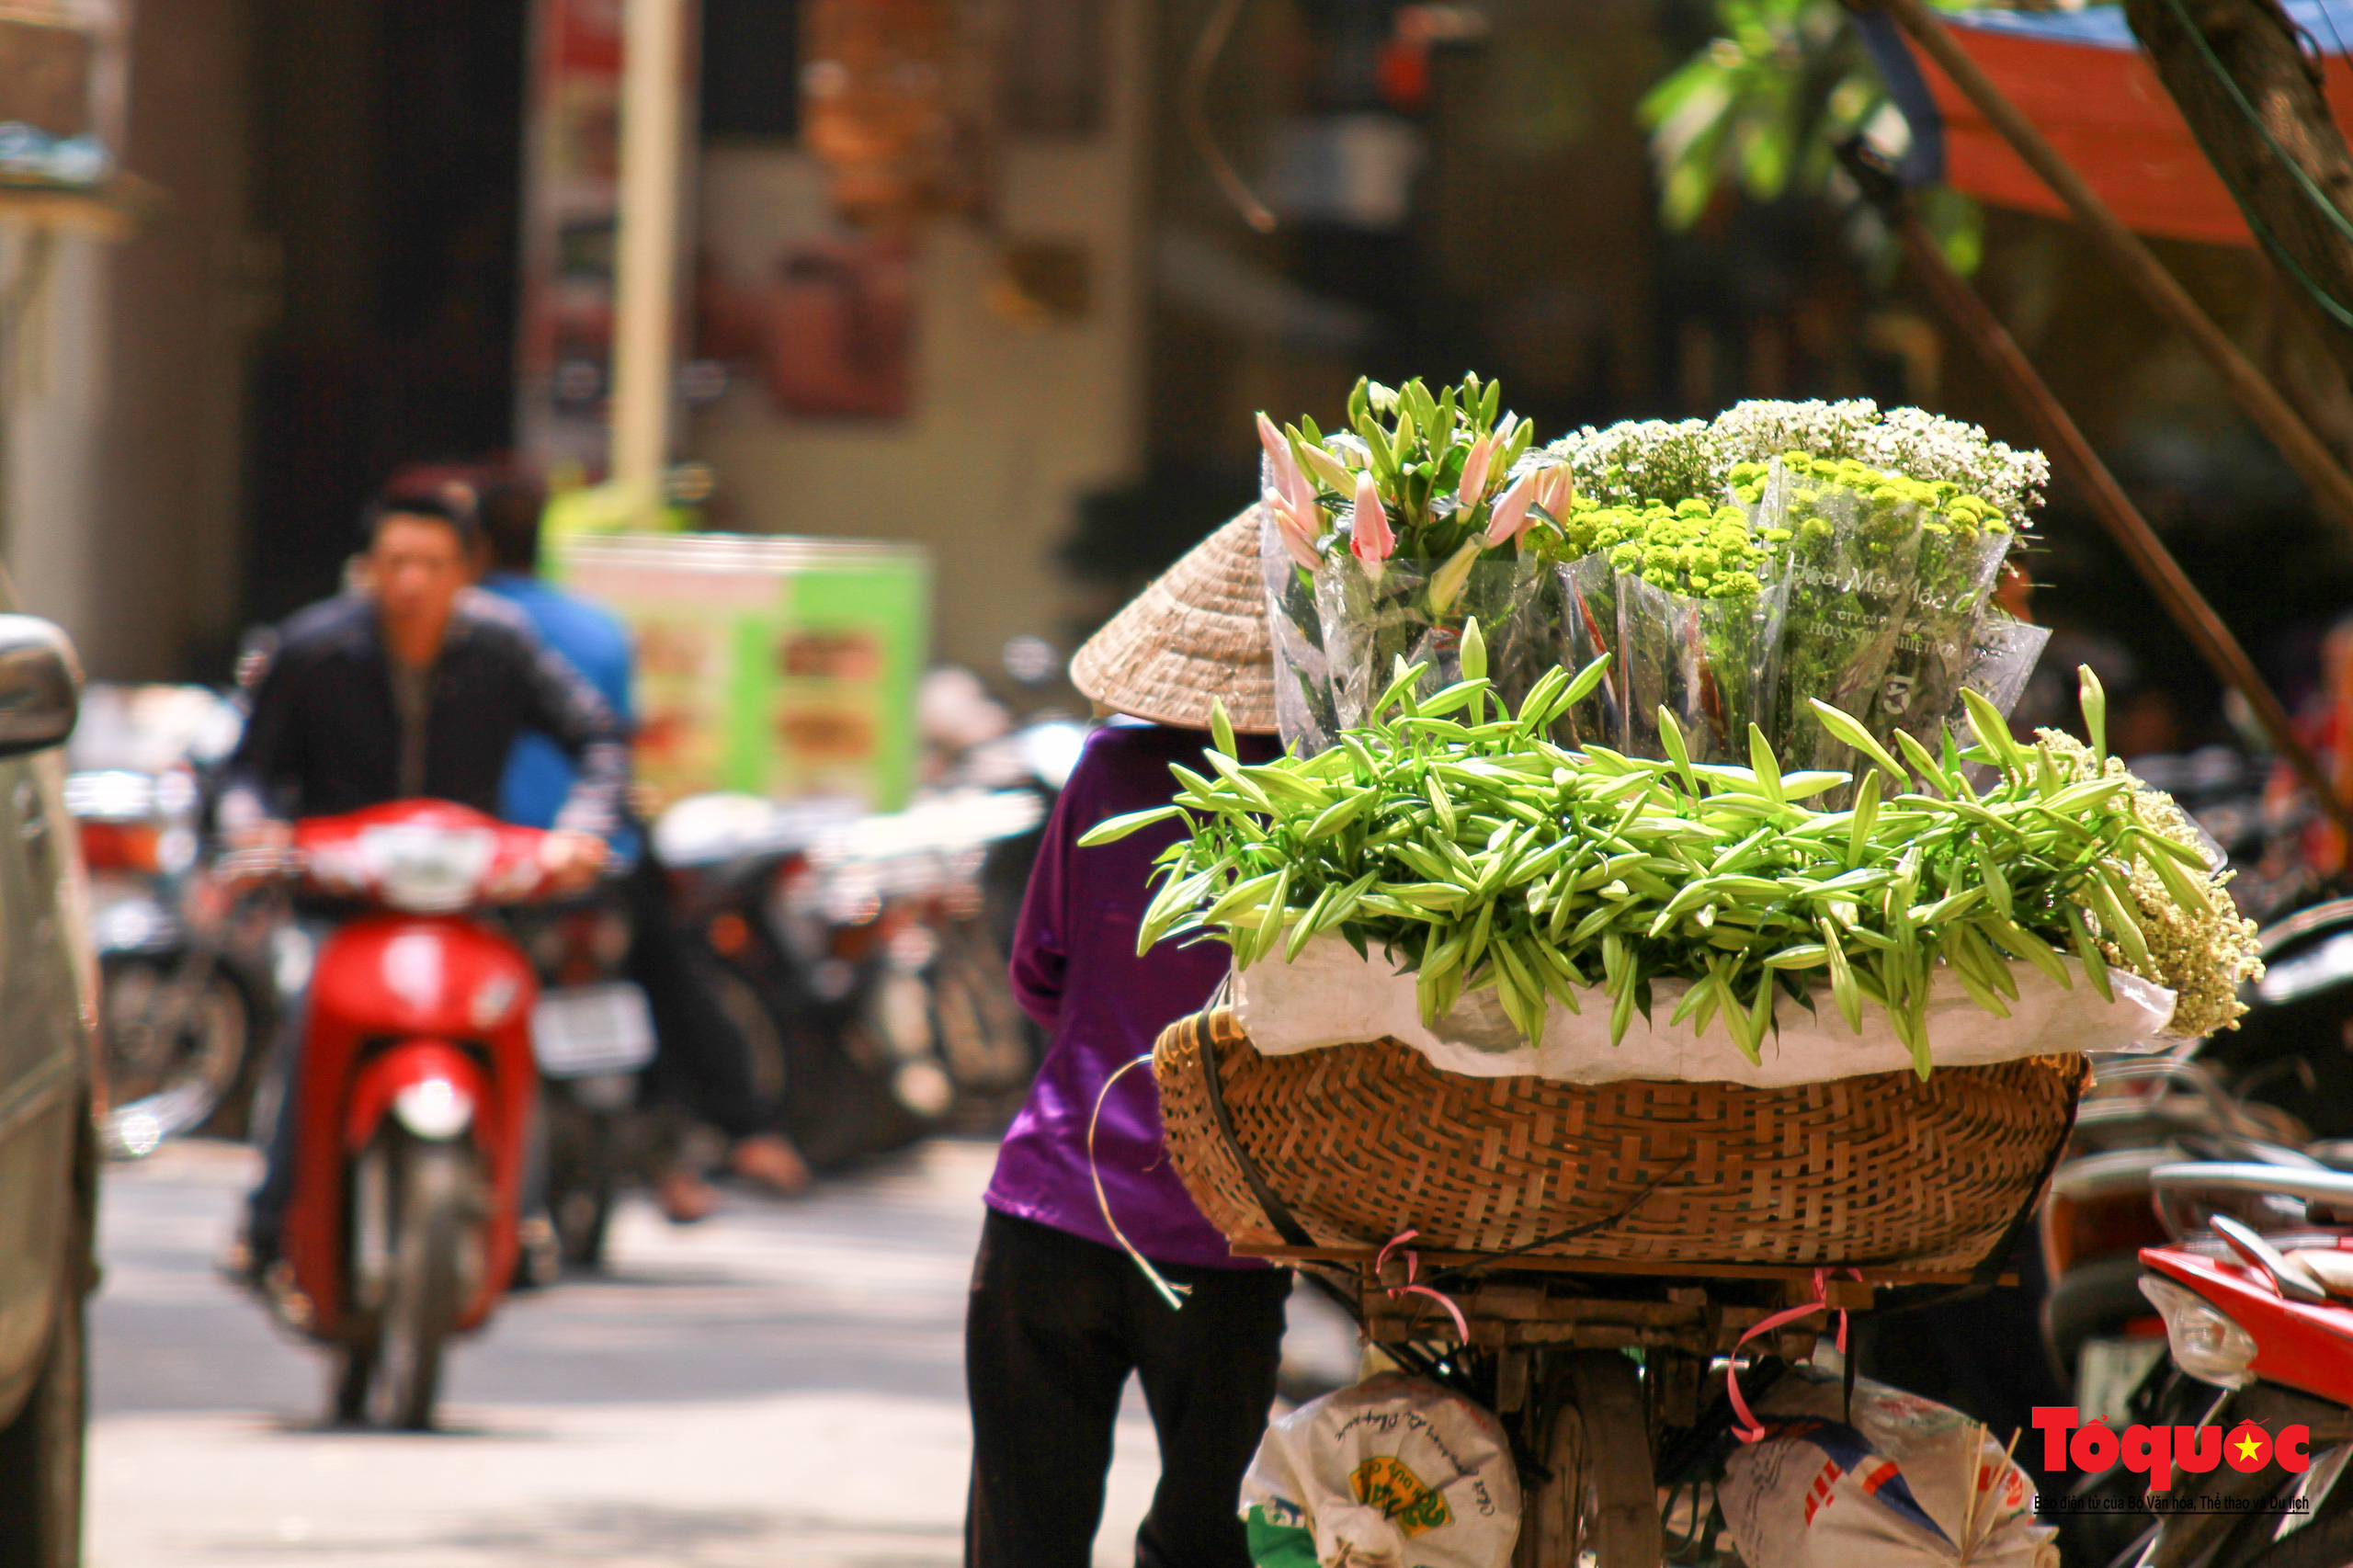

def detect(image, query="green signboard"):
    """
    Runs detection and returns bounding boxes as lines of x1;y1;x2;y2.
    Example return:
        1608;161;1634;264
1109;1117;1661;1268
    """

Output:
550;532;931;811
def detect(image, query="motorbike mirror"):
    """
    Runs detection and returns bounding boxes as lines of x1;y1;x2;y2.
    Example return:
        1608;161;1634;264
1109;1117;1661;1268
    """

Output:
0;617;80;758
2210;1212;2331;1303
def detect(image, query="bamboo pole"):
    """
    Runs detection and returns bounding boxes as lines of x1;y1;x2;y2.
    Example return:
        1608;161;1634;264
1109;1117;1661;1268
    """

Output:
610;0;688;521
1838;143;2353;838
1876;0;2353;540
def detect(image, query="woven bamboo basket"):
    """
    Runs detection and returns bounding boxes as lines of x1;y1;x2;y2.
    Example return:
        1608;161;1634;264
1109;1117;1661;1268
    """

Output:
1154;1007;2087;1273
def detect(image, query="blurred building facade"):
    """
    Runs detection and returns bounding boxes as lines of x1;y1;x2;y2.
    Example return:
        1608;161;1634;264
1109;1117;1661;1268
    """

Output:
8;0;2349;713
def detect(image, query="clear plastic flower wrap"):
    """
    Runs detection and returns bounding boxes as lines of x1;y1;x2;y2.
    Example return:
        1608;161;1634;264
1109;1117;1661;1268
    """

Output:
1258;395;2053;769
1950;610;2053;720
1259;504;1340;753
1615;567;1789;765
1555;552;1624;749
1313;551;1557;733
1766;467;1927;782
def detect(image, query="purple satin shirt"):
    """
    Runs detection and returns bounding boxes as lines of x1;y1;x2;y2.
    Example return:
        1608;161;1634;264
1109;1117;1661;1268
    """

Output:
983;721;1279;1270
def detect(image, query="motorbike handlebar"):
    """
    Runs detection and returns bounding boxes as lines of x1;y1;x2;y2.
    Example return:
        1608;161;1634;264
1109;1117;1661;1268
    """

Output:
2150;1162;2353;1210
211;843;303;885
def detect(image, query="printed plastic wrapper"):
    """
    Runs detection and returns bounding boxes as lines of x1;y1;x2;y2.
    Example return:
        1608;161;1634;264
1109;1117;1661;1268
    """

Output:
1234;935;2174;1088
1314;554;1557;735
1719;1365;2059;1568
1267;463;2041;773
1870;527;2014;756
1947;613;2052;792
1616;569;1788;766
1262;505;1340;754
1949;611;2052;726
1240;1373;1520;1568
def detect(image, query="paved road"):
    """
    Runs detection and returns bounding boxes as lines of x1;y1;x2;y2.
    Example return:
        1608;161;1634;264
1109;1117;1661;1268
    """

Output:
85;1137;1354;1568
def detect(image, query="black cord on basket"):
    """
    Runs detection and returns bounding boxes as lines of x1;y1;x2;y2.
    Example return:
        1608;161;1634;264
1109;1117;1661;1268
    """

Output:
1194;1015;1316;1248
1422;1153;1693;1289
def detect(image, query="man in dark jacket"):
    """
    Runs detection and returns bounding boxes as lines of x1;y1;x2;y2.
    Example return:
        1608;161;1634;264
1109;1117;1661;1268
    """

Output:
224;489;626;1270
218;492;625;846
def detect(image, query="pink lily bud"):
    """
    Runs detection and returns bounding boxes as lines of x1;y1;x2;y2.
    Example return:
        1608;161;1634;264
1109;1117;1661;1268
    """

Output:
1455;436;1494;510
1271;514;1322;571
1348;472;1394;582
1256;413;1314;514
1537;464;1575;520
1485;472;1539;546
1255;410;1289;467
1261;492;1324;571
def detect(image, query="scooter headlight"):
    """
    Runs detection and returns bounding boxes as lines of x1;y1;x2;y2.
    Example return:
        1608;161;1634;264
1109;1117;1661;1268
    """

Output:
2143;1274;2260;1388
392;1077;475;1141
360;825;496;913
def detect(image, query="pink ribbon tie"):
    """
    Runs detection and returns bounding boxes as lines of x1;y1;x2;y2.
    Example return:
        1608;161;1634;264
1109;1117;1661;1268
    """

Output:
1375;1229;1471;1343
1727;1267;1864;1444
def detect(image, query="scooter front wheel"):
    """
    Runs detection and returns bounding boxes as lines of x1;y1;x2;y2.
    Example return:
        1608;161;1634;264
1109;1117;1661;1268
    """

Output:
369;1141;474;1431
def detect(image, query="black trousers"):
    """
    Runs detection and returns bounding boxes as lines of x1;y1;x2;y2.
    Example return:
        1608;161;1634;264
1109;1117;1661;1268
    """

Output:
621;845;769;1140
964;1209;1290;1568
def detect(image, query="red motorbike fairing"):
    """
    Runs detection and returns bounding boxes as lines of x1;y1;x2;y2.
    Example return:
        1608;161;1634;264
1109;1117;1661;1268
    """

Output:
2143;1245;2353;1404
282;914;538;1336
342;1039;488;1153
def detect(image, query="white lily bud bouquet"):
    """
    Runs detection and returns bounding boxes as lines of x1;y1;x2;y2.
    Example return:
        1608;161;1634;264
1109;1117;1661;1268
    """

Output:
1257;374;1576;752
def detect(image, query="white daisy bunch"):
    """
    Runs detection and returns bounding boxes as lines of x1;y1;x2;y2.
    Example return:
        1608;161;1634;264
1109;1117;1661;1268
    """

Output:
1550;417;1722;509
1549;400;2050;522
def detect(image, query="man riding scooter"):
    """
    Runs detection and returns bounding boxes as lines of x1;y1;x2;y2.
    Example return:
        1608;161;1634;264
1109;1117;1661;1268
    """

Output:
219;489;621;1287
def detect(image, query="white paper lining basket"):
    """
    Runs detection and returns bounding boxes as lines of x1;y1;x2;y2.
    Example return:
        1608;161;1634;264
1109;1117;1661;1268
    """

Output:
1233;935;2175;1089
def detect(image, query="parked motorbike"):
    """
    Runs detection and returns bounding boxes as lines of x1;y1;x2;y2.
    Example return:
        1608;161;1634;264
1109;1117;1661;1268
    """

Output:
506;884;653;1271
2043;1056;2317;1416
66;681;286;1153
2024;889;2353;1564
2041;894;2353;1408
243;800;563;1429
917;659;1086;992
655;788;1042;1170
2109;1160;2353;1566
69;764;286;1153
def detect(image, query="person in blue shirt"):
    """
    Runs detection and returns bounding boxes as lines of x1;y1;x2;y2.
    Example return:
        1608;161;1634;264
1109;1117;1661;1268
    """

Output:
483;531;634;835
473;478;811;1215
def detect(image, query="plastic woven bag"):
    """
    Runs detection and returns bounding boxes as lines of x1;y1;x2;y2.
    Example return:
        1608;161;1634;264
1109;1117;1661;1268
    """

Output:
1718;1366;2058;1568
1240;1373;1521;1568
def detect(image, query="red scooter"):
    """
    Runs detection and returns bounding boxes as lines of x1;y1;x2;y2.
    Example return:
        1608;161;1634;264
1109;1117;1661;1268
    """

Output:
251;801;559;1429
2124;1162;2353;1565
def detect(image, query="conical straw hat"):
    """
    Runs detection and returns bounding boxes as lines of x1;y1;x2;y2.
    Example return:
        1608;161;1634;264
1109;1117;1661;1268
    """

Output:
1070;506;1277;733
